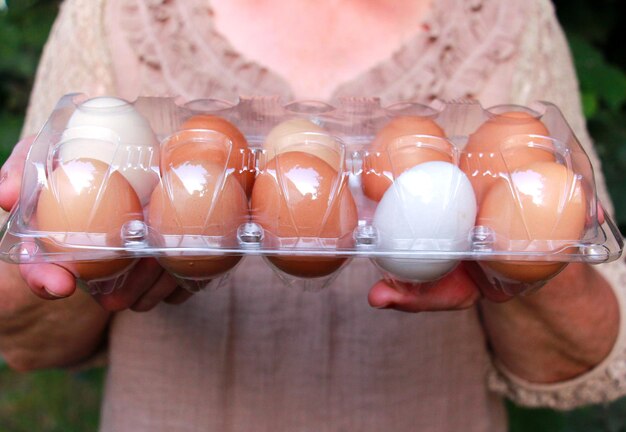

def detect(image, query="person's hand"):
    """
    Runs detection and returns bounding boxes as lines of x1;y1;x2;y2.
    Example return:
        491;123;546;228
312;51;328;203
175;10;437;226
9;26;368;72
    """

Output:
20;256;193;312
0;136;192;312
369;202;608;313
367;202;617;383
368;261;512;312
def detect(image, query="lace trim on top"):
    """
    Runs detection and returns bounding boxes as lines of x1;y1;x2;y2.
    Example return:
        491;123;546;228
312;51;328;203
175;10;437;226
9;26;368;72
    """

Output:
113;0;290;101
110;0;526;104
333;0;525;103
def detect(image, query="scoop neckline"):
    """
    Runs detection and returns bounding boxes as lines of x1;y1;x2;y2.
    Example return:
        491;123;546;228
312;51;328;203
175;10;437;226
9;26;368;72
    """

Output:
111;0;524;105
188;0;441;101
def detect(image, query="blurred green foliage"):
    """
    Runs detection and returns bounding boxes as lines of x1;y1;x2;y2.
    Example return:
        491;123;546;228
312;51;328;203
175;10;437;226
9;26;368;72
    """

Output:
0;0;625;431
0;363;103;431
0;0;59;162
508;399;626;432
553;0;626;230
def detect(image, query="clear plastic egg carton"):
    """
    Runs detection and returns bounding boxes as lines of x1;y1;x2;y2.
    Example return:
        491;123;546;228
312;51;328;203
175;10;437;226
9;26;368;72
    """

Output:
0;93;623;294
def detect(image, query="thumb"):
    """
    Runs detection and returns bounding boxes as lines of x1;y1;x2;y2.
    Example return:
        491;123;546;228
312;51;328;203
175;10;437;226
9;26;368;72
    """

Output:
0;135;35;212
19;263;77;300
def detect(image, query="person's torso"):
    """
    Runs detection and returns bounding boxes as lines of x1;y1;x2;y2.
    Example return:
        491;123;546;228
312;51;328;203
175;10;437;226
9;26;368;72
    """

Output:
99;0;531;430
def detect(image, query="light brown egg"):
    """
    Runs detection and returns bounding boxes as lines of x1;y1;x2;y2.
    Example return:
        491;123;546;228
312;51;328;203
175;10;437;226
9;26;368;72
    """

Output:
460;111;555;203
251;151;358;278
362;116;452;202
148;159;249;278
161;115;254;196
36;158;143;281
264;118;342;171
477;161;586;283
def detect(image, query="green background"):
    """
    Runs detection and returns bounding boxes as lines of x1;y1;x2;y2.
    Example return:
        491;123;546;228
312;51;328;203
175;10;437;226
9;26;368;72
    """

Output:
1;0;625;430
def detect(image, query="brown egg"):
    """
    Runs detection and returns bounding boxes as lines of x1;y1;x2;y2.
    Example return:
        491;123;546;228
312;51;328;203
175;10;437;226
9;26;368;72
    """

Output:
477;161;586;283
264;118;342;171
362;116;452;202
161;115;254;196
460;111;555;203
148;159;249;278
251;151;358;278
36;158;143;281
267;256;348;278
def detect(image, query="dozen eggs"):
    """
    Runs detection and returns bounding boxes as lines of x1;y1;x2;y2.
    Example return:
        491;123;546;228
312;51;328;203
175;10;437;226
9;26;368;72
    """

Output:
34;98;588;288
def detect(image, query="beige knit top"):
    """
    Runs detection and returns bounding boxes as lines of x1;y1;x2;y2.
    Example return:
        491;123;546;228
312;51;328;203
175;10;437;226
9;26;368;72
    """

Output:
22;0;626;430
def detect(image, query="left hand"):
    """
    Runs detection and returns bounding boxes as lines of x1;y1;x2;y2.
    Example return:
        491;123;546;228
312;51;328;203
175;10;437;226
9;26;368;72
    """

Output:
369;259;620;383
370;202;608;314
368;261;511;312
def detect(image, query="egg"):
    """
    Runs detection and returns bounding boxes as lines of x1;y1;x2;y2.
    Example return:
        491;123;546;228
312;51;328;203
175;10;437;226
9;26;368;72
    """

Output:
58;97;160;205
264;118;342;171
251;151;358;278
373;161;477;282
362;116;452;202
148;159;249;279
460;110;555;203
36;158;144;281
162;115;254;196
477;161;586;283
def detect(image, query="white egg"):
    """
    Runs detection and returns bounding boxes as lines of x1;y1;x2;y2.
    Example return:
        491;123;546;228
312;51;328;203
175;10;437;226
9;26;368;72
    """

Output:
58;97;159;205
373;161;477;282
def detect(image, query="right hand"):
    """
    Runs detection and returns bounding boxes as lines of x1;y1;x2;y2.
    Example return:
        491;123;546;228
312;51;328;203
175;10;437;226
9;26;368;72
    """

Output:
0;136;192;311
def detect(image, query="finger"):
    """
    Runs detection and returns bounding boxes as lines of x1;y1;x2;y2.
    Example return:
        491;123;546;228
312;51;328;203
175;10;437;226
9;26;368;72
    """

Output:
598;202;605;225
368;266;480;313
462;261;512;303
0;135;35;212
163;287;194;305
19;262;77;299
92;258;164;311
130;271;179;312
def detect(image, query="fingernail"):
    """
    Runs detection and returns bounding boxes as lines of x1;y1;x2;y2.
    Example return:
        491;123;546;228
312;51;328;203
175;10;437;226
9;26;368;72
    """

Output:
374;302;391;309
0;171;7;187
44;287;66;298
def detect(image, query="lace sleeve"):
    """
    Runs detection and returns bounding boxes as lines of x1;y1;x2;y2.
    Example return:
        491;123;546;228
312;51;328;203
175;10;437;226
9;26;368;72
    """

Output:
21;0;114;138
486;0;626;410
